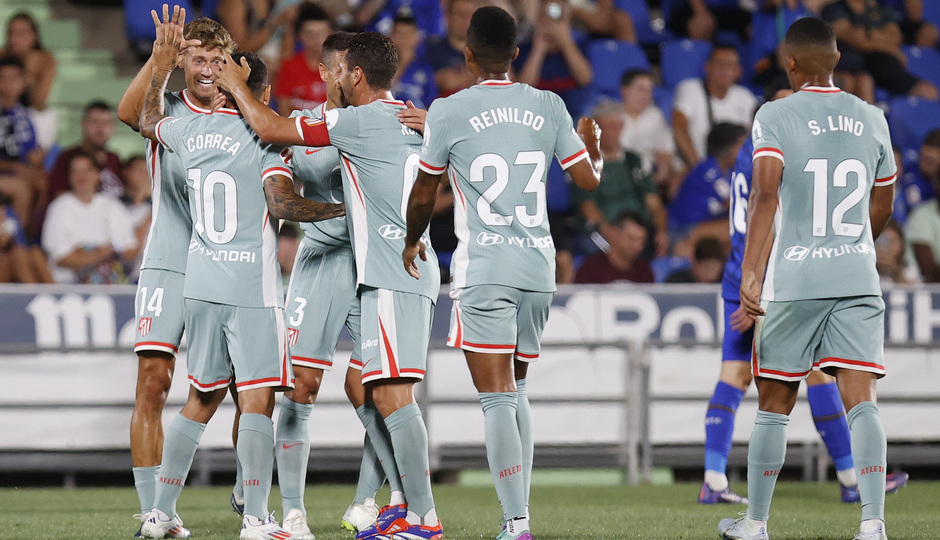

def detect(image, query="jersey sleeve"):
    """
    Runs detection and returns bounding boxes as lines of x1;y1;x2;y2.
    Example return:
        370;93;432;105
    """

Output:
751;104;784;165
417;100;451;174
154;116;184;153
873;110;898;186
261;145;294;183
552;95;588;170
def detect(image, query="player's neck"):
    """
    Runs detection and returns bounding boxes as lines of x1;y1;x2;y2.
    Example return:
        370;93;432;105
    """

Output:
474;72;510;85
355;88;395;105
796;75;836;89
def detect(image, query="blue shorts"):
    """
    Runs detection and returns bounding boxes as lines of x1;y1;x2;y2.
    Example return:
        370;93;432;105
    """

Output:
722;299;753;362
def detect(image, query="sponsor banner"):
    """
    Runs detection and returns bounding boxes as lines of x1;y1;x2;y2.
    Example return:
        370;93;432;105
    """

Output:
2;284;940;349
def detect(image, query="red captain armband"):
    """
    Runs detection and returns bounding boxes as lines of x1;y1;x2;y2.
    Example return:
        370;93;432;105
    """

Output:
296;116;331;147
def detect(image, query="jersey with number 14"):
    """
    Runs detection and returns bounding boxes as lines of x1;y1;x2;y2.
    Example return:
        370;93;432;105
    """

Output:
752;87;897;302
418;81;588;292
155;108;291;308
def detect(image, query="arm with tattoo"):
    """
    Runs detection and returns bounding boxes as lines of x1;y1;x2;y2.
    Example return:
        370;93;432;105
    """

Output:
263;174;345;222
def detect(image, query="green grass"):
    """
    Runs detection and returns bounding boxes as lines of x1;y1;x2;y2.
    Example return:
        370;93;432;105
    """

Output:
0;481;937;539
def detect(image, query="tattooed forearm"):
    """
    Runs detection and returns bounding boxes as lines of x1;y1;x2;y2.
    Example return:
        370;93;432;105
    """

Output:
139;68;173;140
264;176;346;222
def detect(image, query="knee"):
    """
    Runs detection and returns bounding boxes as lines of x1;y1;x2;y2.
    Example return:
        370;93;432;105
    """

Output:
136;356;174;406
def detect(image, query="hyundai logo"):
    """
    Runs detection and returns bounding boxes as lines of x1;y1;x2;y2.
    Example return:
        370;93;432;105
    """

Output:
379;224;406;240
476;232;505;246
784;246;810;261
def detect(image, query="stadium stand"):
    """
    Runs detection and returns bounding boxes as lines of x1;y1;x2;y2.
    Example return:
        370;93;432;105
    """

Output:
660;38;711;88
902;45;940;91
888;96;940;155
615;0;669;45
587;39;650;100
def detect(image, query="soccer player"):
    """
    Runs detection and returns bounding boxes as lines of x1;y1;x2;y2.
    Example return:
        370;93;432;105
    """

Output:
271;31;408;538
117;6;234;537
217;31;444;540
702;79;908;506
402;7;602;540
719;17;897;540
136;24;344;540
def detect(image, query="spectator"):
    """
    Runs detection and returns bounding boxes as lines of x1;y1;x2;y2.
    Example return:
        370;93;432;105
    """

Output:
876;220;918;284
574;210;654;284
41;151;137;284
273;2;332;116
0;56;44;233
672;45;756;168
424;0;478;98
355;0;445;38
0;193;49;282
0;12;56;112
881;0;938;47
48;101;124;202
570;0;637;41
574;99;669;256
894;130;940;225
665;236;726;283
516;0;593;117
750;1;812;87
390;10;438;109
215;0;296;70
618;69;676;191
905;170;940;282
121;155;152;283
668;122;747;256
666;0;753;42
822;0;938;102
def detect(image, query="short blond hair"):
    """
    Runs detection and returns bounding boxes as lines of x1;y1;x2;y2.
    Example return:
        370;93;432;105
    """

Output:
184;17;236;53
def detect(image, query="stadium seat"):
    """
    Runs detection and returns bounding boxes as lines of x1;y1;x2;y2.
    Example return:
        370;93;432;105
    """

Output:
661;39;711;88
653;85;674;123
587;39;650;100
888;96;940;154
615;0;669;45
902;45;940;90
39;19;82;51
922;1;940;28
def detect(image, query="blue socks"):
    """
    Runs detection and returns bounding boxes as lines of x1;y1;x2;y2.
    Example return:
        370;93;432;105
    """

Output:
153;416;206;517
705;381;745;476
746;410;788;522
847;401;886;521
480;392;526;522
384;403;435;517
238;413;275;519
133;466;159;515
275;398;313;514
807;382;854;474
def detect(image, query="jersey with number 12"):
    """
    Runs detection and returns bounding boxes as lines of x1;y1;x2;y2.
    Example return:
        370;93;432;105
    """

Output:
752;87;897;302
155;107;291;308
418;81;588;292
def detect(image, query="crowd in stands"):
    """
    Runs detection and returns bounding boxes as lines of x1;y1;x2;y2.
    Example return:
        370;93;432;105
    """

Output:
2;0;940;287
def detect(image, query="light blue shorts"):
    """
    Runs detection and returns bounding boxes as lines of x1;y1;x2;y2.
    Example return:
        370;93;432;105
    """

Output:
134;269;186;357
359;286;434;385
448;285;553;362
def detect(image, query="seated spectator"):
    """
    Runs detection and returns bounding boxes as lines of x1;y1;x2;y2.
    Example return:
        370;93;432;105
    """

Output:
668;122;747;256
822;0;938;102
881;0;938;47
391;10;437;109
516;0;593;117
575;210;654;284
876;219;918;284
672;45;756;168
894;130;940;225
0;56;44;234
618;69;676;191
665;236;725;283
0;193;50;282
424;0;478;98
906;170;940;282
355;0;445;38
570;0;636;41
48;101;124;201
41;152;137;284
574;99;668;256
0;12;56;112
273;2;332;116
666;0;754;42
215;0;296;70
121;155;152;283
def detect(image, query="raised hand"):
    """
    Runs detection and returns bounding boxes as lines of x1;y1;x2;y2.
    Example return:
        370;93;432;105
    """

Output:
216;52;252;95
149;4;201;69
150;14;185;73
577;116;601;154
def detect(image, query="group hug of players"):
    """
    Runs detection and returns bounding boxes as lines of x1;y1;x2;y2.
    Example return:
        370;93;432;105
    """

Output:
121;3;898;540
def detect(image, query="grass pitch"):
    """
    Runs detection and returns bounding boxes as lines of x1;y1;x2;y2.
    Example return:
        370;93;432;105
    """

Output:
0;480;936;539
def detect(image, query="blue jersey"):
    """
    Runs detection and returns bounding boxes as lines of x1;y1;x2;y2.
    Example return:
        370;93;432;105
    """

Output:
668;156;732;234
893;167;936;225
721;138;752;301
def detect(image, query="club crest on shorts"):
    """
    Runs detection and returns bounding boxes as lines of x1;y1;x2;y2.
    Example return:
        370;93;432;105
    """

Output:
288;327;300;347
138;317;152;337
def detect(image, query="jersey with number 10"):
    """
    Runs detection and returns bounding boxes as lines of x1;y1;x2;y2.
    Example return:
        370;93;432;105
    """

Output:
752;87;897;302
155;108;291;308
418;81;588;292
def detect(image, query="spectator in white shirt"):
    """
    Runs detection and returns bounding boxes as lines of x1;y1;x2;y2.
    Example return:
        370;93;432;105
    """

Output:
618;69;677;193
41;151;137;284
672;45;757;168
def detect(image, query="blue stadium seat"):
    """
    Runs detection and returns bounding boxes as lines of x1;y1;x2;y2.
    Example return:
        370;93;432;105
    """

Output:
888;96;940;154
124;0;195;58
903;45;940;89
615;0;670;45
661;39;712;88
922;1;940;28
653;85;674;123
587;39;650;100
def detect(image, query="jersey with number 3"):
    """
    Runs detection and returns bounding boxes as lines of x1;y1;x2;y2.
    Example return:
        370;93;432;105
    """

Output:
752;87;897;302
418;81;588;292
155;108;291;308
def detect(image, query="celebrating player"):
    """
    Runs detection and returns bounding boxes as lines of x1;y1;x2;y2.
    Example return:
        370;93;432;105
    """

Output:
136;21;344;540
719;17;896;540
402;7;602;540
217;31;444;540
117;5;233;537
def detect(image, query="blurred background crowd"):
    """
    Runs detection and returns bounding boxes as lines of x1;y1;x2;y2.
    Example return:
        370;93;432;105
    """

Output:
1;0;939;288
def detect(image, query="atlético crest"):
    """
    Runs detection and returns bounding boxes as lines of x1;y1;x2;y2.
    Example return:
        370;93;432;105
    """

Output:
138;317;152;337
288;328;299;347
